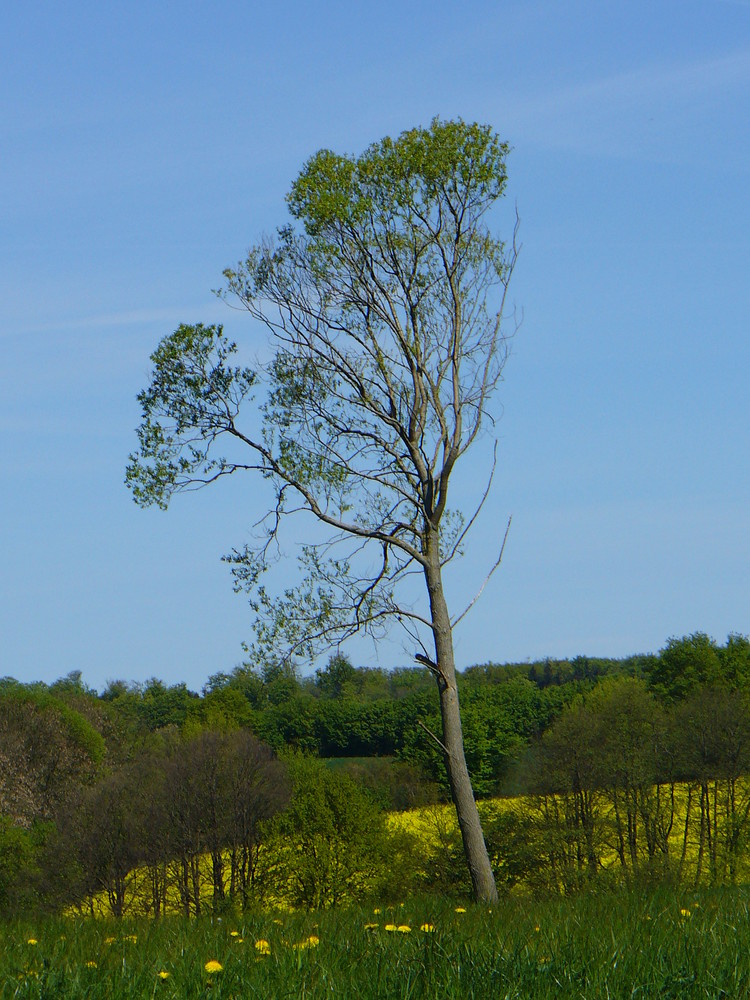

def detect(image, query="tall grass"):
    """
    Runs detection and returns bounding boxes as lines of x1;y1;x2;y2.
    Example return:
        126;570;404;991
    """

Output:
4;887;750;998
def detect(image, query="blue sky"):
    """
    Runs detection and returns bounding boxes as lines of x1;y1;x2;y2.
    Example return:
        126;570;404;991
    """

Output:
2;0;748;693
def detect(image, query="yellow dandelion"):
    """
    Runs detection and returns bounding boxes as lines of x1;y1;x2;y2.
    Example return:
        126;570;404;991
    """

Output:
384;924;398;932
234;937;244;944
86;961;98;969
27;939;38;946
158;970;170;980
254;940;271;955
397;925;411;933
230;930;239;937
204;960;223;973
373;908;382;914
680;908;692;918
364;923;379;931
307;935;320;947
534;925;541;933
420;924;435;933
455;907;467;914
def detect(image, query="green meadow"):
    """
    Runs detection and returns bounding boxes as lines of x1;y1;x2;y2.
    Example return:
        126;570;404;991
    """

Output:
5;888;750;999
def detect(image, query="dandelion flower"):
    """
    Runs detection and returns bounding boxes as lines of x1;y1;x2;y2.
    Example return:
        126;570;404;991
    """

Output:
204;960;223;973
254;940;271;955
230;930;240;937
455;907;466;914
384;924;398;932
364;923;378;931
397;925;411;933
680;908;692;918
420;924;435;933
307;935;320;947
26;939;38;946
373;908;381;914
158;971;170;980
86;961;98;969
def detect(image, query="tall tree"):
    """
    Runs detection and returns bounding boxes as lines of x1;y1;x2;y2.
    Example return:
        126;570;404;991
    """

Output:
127;118;518;902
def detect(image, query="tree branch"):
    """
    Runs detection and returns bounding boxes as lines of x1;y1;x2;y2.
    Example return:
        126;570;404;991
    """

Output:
451;515;512;629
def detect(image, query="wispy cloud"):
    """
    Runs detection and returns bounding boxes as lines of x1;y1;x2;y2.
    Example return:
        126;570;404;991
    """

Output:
502;49;750;160
14;305;215;336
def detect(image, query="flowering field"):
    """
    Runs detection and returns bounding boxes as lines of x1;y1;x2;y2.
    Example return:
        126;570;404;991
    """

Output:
6;888;750;999
65;777;750;923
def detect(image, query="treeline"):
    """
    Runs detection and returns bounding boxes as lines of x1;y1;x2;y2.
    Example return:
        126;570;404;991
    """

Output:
88;647;658;796
2;632;750;915
516;679;750;892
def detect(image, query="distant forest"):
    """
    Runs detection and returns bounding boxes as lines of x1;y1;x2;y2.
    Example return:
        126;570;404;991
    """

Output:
2;631;750;914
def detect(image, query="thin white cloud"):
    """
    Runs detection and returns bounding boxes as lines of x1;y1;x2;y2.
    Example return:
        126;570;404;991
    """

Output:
15;306;211;336
502;49;750;159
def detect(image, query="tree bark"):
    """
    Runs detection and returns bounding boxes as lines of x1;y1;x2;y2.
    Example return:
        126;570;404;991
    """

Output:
424;544;498;903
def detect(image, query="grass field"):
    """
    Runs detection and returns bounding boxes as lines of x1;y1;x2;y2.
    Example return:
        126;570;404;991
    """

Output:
5;887;750;999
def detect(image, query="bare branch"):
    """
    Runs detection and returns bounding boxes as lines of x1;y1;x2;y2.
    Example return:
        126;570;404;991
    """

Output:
417;719;451;758
451;515;512;629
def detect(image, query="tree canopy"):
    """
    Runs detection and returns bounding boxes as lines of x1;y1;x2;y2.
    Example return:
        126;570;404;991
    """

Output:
127;118;516;662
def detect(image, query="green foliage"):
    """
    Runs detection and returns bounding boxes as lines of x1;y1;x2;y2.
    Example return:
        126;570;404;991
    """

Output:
265;755;407;909
98;678;202;736
286;118;509;259
0;818;50;916
126;323;257;510
315;653;357;698
0;683;106;765
399;676;558;797
194;685;254;731
327;757;438;812
648;632;724;700
482;804;553;893
720;633;750;687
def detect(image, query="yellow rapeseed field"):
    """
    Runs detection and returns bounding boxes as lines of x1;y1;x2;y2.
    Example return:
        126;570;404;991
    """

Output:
71;778;750;917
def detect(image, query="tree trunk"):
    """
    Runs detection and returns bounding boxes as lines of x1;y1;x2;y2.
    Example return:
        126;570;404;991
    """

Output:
424;548;498;903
